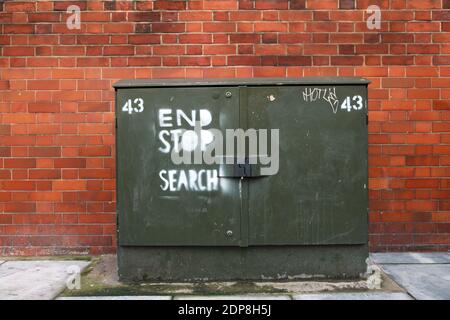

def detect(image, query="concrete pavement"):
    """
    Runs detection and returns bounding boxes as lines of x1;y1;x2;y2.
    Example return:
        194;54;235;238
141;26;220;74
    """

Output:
372;253;450;300
58;292;412;300
293;292;412;300
0;253;449;300
0;260;90;300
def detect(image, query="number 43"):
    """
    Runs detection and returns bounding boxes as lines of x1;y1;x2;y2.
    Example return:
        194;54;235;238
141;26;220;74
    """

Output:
341;95;364;112
122;98;144;114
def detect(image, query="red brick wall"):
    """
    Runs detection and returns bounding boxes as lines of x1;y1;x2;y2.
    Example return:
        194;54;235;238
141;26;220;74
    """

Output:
0;0;449;255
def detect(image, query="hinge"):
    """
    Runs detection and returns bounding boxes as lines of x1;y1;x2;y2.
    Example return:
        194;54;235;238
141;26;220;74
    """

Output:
366;114;369;125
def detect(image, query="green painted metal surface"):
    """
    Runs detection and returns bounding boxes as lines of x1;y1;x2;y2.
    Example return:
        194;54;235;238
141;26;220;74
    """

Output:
117;87;241;246
246;85;368;245
113;77;370;88
115;78;369;280
118;245;368;281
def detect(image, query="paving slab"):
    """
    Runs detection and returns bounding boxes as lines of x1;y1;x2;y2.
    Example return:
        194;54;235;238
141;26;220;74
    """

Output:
293;292;412;300
57;296;172;300
0;261;5;266
174;295;292;300
372;253;450;264
380;264;450;300
0;260;90;300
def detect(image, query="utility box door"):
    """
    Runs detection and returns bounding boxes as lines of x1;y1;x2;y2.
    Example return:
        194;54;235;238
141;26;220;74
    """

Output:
246;85;368;245
116;87;241;246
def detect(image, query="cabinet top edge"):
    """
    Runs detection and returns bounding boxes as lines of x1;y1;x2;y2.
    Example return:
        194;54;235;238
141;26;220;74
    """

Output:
113;77;371;89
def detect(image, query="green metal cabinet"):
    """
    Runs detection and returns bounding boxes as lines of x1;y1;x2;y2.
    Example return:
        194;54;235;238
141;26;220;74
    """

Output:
116;87;241;246
114;78;370;281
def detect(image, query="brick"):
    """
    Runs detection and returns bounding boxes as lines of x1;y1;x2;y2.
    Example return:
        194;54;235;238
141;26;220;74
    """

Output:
79;191;113;201
154;1;186;10
178;56;209;66
406;156;440;166
128;34;160;44
54;158;86;168
28;13;60;23
128;57;161;66
339;0;355;9
279;34;311;44
382;33;414;43
230;34;260;44
0;124;11;135
228;56;261;66
0;147;12;157
406;22;440;32
254;22;287;32
252;0;288;9
152;23;186;33
179;34;212;44
29;169;61;180
433;101;450;110
134;24;152;33
3;47;34;56
278;55;312;66
204;45;236;55
78;102;110;112
408;89;439;100
203;23;236;33
79;146;111;157
29;102;60;113
203;0;238;10
179;11;213;21
2;181;35;191
53;180;87;191
306;22;337;33
5;203;36;213
28;80;60;90
54;1;87;11
290;0;306;9
407;0;442;9
4;24;33;34
5;2;36;12
128;12;160;22
77;35;110;45
29;147;61;157
434;56;450;65
103;46;134;56
4;158;36;169
79;169;112;179
383;56;414;65
331;56;364;66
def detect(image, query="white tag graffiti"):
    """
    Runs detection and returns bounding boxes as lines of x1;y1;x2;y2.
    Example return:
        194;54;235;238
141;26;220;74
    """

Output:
366;5;381;30
66;265;81;290
302;87;340;114
66;5;81;30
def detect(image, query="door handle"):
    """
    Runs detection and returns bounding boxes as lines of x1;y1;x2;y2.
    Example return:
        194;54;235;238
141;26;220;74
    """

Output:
219;157;260;178
234;159;252;178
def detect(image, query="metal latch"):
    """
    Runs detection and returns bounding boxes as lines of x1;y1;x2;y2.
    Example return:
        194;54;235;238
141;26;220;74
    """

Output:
234;157;252;178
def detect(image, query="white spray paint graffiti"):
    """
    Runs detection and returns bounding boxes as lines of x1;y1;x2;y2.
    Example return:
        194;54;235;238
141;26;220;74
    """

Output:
366;5;382;30
156;107;280;191
158;109;214;153
159;169;219;192
157;108;219;192
302;87;340;114
66;5;81;30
